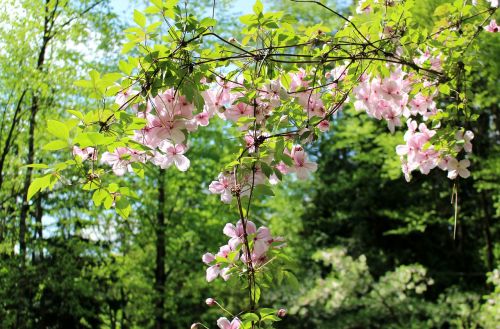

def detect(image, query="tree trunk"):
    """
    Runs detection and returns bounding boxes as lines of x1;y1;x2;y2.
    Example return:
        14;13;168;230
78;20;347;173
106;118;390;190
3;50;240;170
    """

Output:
17;3;52;327
0;89;27;192
154;170;166;329
481;191;494;271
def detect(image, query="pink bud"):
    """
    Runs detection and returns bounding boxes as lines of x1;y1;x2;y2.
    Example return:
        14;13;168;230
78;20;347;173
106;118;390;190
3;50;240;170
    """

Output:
205;298;216;306
277;308;287;318
202;253;215;264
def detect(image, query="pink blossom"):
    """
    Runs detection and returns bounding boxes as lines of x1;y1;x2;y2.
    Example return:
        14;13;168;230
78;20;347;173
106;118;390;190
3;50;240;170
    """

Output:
356;0;372;14
206;263;223;282
485;19;498;32
244;134;255;153
261;79;282;108
223;220;257;250
209;173;234;203
455;130;474;153
318;119;330;132
290;145;318;180
101;147;134;176
396;123;442;179
297;92;326;118
195;111;210;126
325;65;347;82
202;253;215;264
145;113;186;146
276;161;289;175
289;68;308;91
252;226;272;257
447;158;471;179
224;102;253;122
115;87;139;107
202;89;224;117
214;77;241;105
152;142;190;171
487;0;498;8
217;317;241;329
73;146;96;161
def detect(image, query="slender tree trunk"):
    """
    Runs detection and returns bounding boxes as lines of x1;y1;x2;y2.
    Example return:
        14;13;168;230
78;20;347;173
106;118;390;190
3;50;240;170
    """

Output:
120;287;129;329
154;170;166;329
0;89;27;192
34;194;44;261
481;191;494;271
17;3;52;327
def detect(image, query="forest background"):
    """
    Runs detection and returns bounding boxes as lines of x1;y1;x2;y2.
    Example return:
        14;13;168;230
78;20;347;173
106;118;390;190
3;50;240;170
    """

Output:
0;0;498;328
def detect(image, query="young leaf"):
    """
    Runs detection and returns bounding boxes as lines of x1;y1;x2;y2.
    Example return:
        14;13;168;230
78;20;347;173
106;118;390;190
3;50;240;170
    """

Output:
43;140;68;151
133;10;146;28
27;174;51;201
47;120;69;140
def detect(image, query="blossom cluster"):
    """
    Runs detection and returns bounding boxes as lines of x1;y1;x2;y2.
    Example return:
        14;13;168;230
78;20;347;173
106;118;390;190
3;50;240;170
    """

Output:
96;88;214;175
352;65;474;181
396;120;473;181
202;219;285;282
208;144;317;203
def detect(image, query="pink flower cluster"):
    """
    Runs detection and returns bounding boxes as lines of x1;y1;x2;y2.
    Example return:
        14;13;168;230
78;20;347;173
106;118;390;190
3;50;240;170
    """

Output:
99;88;218;175
101;69;337;179
208;144;317;203
352;65;474;181
202;220;284;282
396;119;473;181
353;68;420;133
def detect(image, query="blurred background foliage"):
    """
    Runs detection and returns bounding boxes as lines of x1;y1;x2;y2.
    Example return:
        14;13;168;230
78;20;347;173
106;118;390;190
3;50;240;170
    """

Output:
0;0;498;328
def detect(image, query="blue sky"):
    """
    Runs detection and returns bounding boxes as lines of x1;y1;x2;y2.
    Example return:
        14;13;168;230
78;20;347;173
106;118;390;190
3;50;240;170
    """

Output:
110;0;259;20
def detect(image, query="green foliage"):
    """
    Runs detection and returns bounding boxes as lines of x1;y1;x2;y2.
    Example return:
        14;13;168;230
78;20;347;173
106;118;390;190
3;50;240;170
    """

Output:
0;0;498;328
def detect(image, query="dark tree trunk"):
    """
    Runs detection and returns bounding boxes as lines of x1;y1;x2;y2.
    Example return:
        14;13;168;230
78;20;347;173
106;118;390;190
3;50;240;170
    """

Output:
154;169;166;329
0;89;27;192
17;3;52;328
481;191;494;271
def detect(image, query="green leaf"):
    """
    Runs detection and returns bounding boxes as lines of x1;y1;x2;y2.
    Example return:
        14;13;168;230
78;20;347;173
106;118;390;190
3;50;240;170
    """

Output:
259;308;277;317
151;0;163;8
253;284;261;304
200;17;217;28
254;184;274;197
116;197;131;218
73;132;115;147
23;163;48;169
43;140;68;151
92;189;109;207
284;271;299;290
131;162;145;178
439;84;451;95
241;313;260;322
118;60;135;75
67;110;85;121
144;5;161;14
27;174;51;201
253;0;263;16
47;120;69;140
121;41;136;54
133;10;146;27
261;314;281;322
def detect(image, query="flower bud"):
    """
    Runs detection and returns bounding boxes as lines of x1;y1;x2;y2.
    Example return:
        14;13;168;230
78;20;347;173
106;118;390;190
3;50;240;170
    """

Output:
190;323;199;329
277;308;287;318
205;298;216;306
